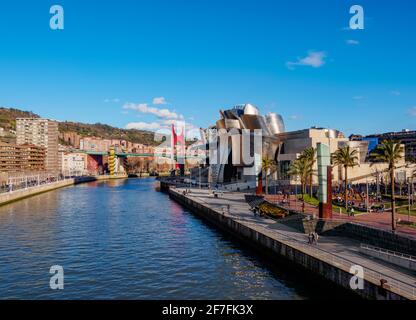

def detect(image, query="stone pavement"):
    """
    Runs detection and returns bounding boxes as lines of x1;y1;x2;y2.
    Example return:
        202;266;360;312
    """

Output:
265;194;416;240
176;188;416;299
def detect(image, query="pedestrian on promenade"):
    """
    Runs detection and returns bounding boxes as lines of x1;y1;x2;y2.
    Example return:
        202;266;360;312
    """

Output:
308;232;313;244
314;232;319;245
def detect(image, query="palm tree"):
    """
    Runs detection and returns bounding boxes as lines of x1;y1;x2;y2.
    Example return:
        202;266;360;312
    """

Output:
262;157;276;195
300;147;316;198
332;146;359;211
288;156;314;213
370;140;404;232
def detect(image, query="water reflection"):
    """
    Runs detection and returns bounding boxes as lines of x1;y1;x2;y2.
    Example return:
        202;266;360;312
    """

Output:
0;178;345;300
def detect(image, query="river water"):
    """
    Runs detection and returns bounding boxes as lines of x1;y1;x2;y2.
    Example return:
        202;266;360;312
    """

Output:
0;178;345;299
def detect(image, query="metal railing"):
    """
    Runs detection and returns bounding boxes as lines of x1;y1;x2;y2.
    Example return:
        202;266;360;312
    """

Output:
176;189;416;299
361;244;416;262
0;172;90;195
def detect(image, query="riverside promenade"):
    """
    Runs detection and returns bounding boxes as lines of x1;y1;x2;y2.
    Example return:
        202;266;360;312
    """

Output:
265;195;416;240
0;174;128;207
169;188;416;300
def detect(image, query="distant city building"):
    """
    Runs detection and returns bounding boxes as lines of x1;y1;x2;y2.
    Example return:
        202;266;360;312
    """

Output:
0;142;46;173
16;118;59;172
61;152;88;176
59;131;82;149
351;129;416;161
80;136;155;154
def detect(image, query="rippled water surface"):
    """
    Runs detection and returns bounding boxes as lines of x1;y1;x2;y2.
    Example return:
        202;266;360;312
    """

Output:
0;178;340;299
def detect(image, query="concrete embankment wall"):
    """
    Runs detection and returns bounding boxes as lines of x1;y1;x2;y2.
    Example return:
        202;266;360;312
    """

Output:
168;189;406;300
0;175;128;207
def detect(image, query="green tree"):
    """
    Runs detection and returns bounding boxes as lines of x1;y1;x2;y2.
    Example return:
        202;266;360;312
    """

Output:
332;146;359;211
262;157;276;195
370;140;404;232
299;147;316;198
288;156;313;213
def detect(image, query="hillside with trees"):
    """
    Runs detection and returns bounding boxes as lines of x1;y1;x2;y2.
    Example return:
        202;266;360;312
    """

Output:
0;107;157;146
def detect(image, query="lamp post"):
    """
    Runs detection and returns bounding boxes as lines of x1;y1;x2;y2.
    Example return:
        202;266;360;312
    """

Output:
189;169;192;190
408;177;411;222
295;176;298;208
366;178;369;213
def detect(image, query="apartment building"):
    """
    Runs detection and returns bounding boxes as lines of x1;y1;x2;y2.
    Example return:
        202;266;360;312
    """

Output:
0;142;46;173
61;152;88;176
16;118;59;172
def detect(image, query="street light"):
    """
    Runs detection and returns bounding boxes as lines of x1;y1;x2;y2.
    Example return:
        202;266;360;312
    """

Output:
408;177;411;222
366;178;369;213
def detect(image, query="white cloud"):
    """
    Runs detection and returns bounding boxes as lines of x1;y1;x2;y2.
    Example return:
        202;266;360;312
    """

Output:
289;115;301;120
125;122;161;131
346;39;360;45
390;91;401;96
286;51;327;70
123;102;180;119
408;107;416;117
153;97;167;105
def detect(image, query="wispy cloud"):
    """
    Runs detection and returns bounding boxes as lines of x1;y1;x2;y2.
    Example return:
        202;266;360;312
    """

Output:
390;91;401;96
125;119;201;139
408;107;416;117
123;102;181;119
104;98;120;103
125;122;161;130
286;51;327;70
289;115;301;120
353;96;364;100
346;39;360;45
153;97;167;105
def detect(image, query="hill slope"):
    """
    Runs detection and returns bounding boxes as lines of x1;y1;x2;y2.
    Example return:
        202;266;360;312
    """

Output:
0;107;157;146
59;121;157;145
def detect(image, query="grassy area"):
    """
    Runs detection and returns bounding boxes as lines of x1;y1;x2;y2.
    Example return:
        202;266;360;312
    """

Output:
297;194;365;215
398;221;416;228
297;194;319;206
397;205;416;217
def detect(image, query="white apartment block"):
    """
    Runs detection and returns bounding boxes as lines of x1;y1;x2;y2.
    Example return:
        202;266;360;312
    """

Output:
61;152;87;176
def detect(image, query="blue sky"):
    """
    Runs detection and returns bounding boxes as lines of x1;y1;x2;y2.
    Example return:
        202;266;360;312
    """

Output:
0;0;415;136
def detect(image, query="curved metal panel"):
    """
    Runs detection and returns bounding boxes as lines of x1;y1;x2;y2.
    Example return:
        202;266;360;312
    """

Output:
266;113;285;135
224;119;241;130
216;119;226;130
243;104;260;116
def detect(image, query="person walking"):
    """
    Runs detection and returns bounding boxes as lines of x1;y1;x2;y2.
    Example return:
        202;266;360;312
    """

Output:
308;232;313;244
314;232;319;245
